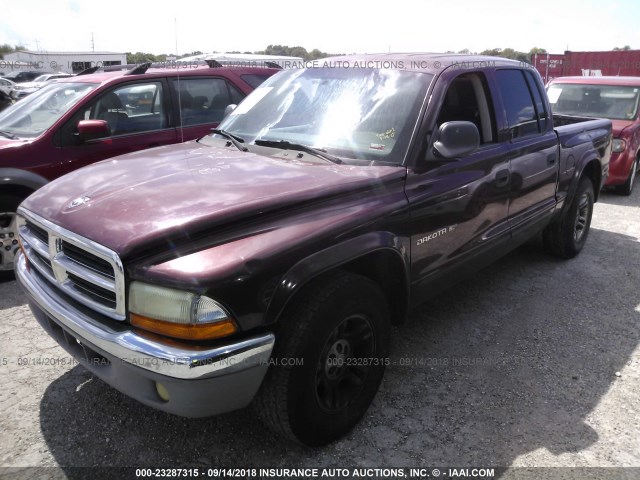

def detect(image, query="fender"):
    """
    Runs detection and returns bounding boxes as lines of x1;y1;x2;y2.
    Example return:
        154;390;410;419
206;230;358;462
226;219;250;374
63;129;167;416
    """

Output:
554;125;610;221
0;168;49;192
556;154;603;222
265;231;410;324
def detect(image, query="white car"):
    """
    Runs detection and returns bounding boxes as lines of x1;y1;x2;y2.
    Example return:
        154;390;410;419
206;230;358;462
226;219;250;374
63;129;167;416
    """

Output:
11;73;72;100
0;77;15;97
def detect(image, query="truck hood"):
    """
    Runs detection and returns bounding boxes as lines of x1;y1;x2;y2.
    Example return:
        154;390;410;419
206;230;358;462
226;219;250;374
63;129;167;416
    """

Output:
0;137;32;150
22;141;406;258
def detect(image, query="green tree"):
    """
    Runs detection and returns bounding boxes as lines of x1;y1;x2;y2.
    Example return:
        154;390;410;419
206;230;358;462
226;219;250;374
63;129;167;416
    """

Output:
0;44;26;59
480;48;502;56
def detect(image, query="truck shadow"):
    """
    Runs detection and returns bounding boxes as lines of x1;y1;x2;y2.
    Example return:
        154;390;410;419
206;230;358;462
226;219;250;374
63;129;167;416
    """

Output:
595;185;640;206
38;227;639;472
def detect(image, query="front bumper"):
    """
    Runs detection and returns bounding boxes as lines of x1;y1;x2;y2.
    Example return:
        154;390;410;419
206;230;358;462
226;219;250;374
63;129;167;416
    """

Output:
604;150;634;186
16;253;275;417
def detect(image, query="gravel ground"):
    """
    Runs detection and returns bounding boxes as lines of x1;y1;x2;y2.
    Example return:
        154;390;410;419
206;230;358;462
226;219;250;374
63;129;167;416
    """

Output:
0;187;639;479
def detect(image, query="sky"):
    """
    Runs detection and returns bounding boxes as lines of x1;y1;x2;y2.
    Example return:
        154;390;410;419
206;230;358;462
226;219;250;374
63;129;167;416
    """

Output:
1;0;639;56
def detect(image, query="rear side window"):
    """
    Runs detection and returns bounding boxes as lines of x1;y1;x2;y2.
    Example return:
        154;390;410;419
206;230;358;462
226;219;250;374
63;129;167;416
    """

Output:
495;69;539;138
524;70;548;132
241;74;272;89
172;78;244;126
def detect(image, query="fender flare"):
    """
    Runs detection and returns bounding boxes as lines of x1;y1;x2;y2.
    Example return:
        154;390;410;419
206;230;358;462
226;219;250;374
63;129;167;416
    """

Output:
264;231;410;324
0;168;49;193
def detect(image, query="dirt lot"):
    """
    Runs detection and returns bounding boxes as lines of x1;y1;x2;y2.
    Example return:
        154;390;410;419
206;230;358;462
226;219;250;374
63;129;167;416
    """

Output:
0;187;639;479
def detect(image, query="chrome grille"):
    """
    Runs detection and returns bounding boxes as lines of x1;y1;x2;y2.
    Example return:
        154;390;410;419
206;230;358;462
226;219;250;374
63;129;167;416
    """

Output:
18;209;125;320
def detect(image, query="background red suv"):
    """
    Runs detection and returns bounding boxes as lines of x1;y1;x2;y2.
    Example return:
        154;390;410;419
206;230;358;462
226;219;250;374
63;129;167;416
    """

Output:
0;62;279;273
547;76;640;195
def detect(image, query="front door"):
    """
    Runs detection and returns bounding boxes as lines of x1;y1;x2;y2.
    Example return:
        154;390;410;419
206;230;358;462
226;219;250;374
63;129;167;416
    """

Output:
56;80;176;177
406;71;511;297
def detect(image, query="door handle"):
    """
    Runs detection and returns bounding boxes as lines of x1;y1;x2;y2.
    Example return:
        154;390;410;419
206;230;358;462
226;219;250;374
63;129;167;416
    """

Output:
495;170;510;188
547;154;557;165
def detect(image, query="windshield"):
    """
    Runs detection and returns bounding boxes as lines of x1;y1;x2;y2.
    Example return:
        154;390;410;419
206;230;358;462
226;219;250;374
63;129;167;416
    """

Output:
548;83;640;120
216;68;432;164
33;75;51;83
0;81;98;138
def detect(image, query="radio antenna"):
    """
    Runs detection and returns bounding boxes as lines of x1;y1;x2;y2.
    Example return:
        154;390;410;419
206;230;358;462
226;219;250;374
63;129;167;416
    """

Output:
175;17;184;143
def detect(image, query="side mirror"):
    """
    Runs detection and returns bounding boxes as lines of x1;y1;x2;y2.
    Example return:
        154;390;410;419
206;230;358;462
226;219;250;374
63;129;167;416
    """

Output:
223;104;237;118
432;121;480;159
76;119;110;142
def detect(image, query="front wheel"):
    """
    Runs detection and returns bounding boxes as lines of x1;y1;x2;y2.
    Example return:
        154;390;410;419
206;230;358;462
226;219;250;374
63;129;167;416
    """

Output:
543;178;594;259
254;271;390;446
0;195;23;278
616;157;638;196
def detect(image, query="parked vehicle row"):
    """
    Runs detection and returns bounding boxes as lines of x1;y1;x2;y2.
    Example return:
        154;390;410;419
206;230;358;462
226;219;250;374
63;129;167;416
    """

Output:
13;53;612;446
11;72;74;100
1;70;43;83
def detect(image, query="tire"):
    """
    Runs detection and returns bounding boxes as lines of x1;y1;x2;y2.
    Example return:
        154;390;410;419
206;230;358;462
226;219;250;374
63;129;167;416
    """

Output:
254;270;390;446
543;178;594;259
0;195;23;279
616;157;638;196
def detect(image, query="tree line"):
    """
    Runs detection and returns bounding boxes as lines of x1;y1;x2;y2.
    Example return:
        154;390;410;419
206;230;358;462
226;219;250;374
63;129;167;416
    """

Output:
0;44;635;63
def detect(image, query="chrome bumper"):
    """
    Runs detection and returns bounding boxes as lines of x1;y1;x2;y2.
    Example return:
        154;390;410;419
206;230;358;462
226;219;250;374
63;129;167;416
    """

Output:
16;253;274;380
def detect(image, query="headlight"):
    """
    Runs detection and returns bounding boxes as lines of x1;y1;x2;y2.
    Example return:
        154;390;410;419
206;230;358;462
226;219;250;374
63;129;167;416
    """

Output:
612;138;627;153
128;281;237;340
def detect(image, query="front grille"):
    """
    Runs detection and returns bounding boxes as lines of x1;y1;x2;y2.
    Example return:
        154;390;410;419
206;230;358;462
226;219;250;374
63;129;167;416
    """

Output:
18;210;126;320
62;241;115;279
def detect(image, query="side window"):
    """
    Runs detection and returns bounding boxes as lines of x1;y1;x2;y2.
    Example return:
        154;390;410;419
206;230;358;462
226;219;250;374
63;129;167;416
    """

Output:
59;81;167;145
495;70;539;138
172;78;244;126
436;72;496;144
524;70;548;132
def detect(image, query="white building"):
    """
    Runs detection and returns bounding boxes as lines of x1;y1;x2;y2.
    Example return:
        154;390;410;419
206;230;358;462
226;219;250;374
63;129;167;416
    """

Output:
0;50;127;75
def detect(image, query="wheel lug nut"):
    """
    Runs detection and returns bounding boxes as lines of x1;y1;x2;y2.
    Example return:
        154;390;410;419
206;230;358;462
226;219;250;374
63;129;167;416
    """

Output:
4;246;10;251
0;234;5;239
8;232;14;238
13;240;18;245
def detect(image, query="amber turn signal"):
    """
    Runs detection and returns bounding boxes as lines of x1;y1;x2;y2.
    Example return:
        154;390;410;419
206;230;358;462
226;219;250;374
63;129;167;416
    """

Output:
130;313;237;341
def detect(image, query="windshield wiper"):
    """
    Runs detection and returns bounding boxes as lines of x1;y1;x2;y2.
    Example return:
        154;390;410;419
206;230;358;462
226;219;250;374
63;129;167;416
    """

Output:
210;128;248;152
0;130;17;140
254;139;342;164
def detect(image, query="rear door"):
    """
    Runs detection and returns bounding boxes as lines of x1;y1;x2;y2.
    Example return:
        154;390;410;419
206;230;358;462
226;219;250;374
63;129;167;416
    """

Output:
56;79;176;176
170;77;245;141
494;68;558;241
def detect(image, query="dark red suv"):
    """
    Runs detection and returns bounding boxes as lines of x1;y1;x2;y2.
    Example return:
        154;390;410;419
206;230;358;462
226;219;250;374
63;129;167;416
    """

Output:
0;62;279;272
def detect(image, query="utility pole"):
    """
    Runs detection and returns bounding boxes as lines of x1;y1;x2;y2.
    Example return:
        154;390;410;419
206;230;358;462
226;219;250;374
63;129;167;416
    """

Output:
91;33;95;52
175;18;178;57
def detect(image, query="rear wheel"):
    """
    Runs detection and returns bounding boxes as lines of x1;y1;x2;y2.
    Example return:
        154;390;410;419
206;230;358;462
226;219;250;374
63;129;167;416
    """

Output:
616;157;638;196
543;178;594;259
254;271;390;446
0;195;23;279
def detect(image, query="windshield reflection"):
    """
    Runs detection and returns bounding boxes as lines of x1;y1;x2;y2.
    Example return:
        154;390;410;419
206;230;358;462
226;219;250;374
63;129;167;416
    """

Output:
216;68;432;164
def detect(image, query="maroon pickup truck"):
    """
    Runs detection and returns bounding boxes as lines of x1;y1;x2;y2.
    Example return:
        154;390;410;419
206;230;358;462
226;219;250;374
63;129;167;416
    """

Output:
15;54;611;446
